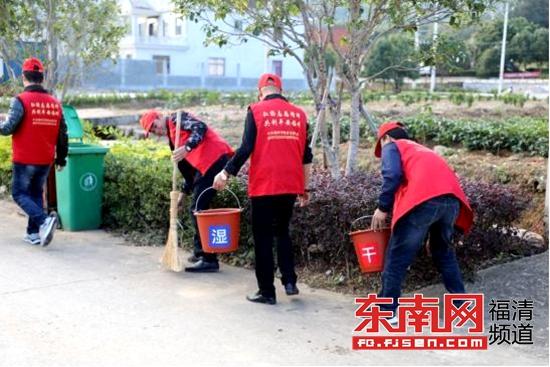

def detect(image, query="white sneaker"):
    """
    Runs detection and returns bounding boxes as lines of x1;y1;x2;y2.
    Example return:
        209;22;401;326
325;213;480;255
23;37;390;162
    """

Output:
39;214;58;247
387;315;399;325
23;233;41;245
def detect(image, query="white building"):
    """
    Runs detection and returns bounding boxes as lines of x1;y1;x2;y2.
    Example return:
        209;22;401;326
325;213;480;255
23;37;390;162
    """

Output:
113;0;306;90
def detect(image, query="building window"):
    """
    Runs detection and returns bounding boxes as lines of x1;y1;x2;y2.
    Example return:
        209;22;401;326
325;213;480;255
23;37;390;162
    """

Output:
126;54;132;59
272;60;283;78
148;23;156;36
175;18;183;36
138;22;146;37
153;55;170;75
234;20;243;31
147;17;159;37
208;58;225;76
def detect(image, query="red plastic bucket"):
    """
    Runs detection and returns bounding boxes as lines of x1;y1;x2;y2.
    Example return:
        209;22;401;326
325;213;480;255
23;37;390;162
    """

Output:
349;216;391;273
194;187;242;254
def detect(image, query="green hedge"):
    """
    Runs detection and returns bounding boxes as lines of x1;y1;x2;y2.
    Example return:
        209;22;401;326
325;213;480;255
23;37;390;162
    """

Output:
61;90;313;109
334;114;548;157
403;115;549;157
1;89;537;110
362;91;533;107
0;136;11;195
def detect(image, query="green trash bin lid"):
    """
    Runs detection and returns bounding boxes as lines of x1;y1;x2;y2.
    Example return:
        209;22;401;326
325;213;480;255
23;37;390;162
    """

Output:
62;104;84;142
63;104;109;155
68;143;109;155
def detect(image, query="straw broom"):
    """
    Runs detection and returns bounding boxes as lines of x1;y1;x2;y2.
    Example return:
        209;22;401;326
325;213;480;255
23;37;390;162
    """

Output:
160;110;183;272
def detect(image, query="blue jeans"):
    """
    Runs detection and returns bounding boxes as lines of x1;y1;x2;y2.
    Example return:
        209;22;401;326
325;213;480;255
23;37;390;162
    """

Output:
379;195;466;312
12;163;51;234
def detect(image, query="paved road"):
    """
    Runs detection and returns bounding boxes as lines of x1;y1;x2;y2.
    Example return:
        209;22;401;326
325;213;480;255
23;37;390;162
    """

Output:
0;200;547;366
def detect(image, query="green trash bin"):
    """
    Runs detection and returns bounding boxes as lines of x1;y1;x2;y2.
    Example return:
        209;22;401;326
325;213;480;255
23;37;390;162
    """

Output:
55;105;109;231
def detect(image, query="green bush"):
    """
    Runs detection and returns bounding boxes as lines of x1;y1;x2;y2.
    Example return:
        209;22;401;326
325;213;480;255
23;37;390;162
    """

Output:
0;136;11;196
60;90;315;108
403;115;548;157
102;140;173;235
476;47;501;77
335;113;548;156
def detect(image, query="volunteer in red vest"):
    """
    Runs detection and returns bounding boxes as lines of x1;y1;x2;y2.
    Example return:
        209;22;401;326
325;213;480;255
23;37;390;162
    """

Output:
213;73;313;305
0;57;68;246
371;121;473;323
140;109;234;272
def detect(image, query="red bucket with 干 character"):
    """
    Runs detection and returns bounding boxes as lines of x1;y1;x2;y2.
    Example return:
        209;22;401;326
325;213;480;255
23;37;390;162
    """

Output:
349;216;390;273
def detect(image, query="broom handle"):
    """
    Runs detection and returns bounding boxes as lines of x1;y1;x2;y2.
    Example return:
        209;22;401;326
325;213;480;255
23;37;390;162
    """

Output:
172;111;182;192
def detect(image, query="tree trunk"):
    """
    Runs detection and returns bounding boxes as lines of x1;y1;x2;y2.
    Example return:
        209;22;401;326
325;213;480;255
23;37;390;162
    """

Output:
345;88;361;176
330;110;341;178
5;62;17;82
359;96;378;135
327;79;344;178
44;0;59;95
0;41;18;82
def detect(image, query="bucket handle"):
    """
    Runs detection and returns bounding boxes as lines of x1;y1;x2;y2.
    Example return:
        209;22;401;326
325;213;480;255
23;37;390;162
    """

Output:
350;215;373;231
194;186;241;213
350;215;390;231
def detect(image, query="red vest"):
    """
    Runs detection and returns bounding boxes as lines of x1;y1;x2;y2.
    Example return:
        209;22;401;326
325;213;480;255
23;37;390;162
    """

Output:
12;91;62;165
391;140;473;233
168;119;233;175
248;97;307;197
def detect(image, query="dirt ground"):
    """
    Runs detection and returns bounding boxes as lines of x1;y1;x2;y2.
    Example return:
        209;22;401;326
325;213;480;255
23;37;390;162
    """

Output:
363;99;549;120
79;96;549;145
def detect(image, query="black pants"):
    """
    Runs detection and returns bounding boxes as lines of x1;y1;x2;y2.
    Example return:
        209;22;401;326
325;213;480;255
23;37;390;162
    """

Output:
189;155;229;263
251;194;298;297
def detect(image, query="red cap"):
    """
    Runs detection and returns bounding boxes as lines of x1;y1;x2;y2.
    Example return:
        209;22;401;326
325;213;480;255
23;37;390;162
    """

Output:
22;57;44;73
258;73;282;90
374;121;405;158
139;110;161;137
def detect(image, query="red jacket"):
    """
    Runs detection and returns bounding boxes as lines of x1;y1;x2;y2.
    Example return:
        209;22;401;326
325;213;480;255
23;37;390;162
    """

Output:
391;140;473;233
248;97;307;197
12;91;62;165
168;118;233;175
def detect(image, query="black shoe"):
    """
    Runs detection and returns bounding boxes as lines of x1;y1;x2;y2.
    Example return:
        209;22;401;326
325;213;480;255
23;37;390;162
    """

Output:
187;254;202;263
184;259;219;273
284;283;299;296
246;291;276;305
